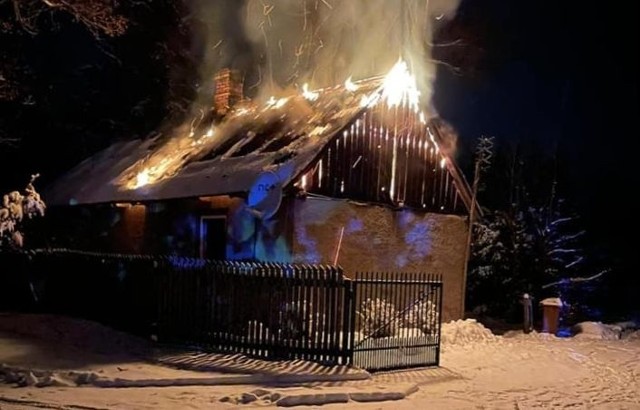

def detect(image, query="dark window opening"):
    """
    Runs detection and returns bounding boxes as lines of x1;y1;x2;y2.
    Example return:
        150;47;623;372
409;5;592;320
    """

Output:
200;216;226;260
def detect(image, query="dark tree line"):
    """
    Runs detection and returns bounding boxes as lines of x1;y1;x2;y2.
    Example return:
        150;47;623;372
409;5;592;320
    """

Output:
467;140;609;324
0;0;201;191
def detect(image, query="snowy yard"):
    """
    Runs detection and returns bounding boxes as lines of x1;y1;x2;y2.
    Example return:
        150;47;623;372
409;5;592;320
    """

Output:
398;321;640;409
1;315;639;409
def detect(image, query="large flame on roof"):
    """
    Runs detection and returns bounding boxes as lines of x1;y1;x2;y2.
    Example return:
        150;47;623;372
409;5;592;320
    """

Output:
121;59;429;191
123;125;221;189
358;59;421;112
381;59;421;112
345;77;358;92
302;83;319;101
134;169;150;189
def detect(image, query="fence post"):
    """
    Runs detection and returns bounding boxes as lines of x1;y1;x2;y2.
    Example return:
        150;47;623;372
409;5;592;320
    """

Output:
342;278;356;365
436;275;444;366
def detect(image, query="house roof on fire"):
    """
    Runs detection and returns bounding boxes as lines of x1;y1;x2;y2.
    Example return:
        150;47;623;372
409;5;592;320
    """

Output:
46;76;474;212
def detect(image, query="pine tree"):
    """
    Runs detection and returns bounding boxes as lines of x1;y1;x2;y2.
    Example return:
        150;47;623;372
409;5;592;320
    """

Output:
467;141;605;324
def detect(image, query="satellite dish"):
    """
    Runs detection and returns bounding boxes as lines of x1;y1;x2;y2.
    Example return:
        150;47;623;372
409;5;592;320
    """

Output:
247;171;282;219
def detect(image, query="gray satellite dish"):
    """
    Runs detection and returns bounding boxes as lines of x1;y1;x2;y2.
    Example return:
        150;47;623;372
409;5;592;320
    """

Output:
247;171;283;219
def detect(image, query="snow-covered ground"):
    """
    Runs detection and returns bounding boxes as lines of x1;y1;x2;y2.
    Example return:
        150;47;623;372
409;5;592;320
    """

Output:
1;315;639;409
370;320;640;409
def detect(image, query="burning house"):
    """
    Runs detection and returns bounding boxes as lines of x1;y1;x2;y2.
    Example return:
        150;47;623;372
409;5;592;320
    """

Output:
45;61;473;320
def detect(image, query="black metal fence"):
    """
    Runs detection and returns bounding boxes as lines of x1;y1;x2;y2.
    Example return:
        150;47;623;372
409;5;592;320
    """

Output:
0;249;442;370
352;272;443;371
155;258;354;364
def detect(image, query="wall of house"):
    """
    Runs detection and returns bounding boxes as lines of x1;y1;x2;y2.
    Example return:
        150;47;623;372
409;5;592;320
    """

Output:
141;199;209;257
115;205;146;253
46;195;295;261
41;205;144;252
140;195;295;262
46;196;466;320
291;196;468;321
141;196;252;259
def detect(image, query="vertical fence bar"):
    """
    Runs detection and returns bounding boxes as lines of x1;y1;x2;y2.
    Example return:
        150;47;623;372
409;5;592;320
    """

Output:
265;263;272;357
300;264;308;361
283;264;290;358
325;266;332;363
307;265;313;362
307;265;314;362
419;273;425;365
219;262;227;352
299;265;307;361
327;267;336;363
373;272;379;371
212;262;219;351
308;265;316;362
337;270;343;365
288;264;296;358
319;266;326;362
316;265;323;362
436;275;443;366
349;276;357;365
203;262;211;349
420;273;427;367
368;272;378;368
397;272;405;368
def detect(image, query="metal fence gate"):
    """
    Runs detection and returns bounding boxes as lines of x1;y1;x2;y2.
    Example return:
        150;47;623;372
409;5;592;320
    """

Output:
351;272;443;371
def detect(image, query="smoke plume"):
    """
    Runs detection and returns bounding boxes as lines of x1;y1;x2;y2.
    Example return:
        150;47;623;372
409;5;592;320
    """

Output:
189;0;461;107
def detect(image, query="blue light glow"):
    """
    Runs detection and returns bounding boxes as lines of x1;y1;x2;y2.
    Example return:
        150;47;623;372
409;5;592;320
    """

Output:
346;218;364;234
168;255;206;269
294;224;321;264
393;212;434;268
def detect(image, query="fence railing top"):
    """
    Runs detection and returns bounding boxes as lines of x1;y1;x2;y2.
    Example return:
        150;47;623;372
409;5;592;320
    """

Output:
355;271;443;284
11;248;346;281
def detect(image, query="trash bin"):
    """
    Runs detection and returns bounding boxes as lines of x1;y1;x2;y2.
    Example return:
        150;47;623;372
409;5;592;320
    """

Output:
540;298;563;335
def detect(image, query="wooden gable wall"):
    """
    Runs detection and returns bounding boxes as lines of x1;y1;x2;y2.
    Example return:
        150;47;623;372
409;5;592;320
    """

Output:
294;103;468;215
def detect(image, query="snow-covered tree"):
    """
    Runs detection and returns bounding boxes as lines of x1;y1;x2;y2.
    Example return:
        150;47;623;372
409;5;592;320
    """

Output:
0;174;46;248
467;209;530;317
468;198;603;323
524;201;584;280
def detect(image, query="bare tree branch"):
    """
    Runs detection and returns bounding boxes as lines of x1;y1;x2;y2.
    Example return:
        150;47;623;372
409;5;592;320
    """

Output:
542;269;610;289
44;0;127;37
5;0;127;37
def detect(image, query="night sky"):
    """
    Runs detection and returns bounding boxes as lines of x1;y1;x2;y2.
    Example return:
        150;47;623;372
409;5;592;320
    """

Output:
1;1;638;313
433;0;639;313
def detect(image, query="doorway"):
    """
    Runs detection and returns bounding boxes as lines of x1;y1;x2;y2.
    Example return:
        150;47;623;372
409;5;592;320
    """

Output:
199;216;226;260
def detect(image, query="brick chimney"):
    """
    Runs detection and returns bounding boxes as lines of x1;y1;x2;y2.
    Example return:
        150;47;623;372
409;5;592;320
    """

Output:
214;68;244;116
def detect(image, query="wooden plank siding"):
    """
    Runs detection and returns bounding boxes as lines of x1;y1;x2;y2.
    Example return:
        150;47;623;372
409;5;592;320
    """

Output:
295;103;467;215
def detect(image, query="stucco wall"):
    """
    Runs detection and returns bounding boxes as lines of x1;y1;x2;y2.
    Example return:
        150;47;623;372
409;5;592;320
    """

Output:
291;197;468;320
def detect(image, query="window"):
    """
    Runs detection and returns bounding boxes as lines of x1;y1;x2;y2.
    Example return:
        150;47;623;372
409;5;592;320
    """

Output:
199;216;226;260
